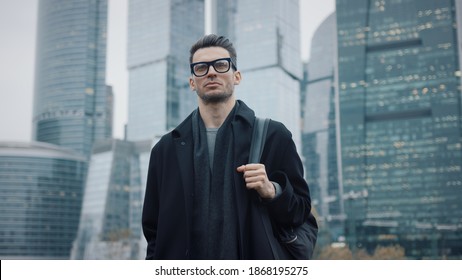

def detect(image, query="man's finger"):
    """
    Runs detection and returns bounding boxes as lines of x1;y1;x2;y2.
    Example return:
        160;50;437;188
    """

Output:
236;165;246;172
244;163;261;170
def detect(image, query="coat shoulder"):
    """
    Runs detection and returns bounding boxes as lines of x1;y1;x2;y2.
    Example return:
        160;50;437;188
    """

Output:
151;113;194;153
267;119;292;140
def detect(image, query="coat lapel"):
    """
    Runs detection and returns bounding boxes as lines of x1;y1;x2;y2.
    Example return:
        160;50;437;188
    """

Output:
173;117;195;250
231;101;256;258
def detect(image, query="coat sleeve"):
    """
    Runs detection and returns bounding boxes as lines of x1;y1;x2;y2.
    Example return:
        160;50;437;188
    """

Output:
141;145;160;259
263;122;312;227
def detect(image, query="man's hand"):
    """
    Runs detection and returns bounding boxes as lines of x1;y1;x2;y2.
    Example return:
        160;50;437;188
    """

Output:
236;164;275;199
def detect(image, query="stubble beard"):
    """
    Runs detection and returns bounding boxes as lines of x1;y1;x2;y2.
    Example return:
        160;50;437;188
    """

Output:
197;90;233;105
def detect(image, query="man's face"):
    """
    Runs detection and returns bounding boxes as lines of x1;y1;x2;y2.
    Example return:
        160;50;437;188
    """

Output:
189;47;241;104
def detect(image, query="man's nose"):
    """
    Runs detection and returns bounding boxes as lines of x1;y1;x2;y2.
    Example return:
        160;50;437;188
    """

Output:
206;64;218;76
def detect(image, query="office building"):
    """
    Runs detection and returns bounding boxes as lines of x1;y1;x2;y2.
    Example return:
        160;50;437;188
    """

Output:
71;139;152;259
126;0;205;141
336;0;462;258
32;0;111;157
0;142;86;259
302;13;342;244
213;0;303;150
105;85;114;140
210;0;237;42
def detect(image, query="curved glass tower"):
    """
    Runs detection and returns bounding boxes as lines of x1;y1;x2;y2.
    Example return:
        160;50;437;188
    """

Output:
0;141;86;259
32;0;109;157
302;13;341;243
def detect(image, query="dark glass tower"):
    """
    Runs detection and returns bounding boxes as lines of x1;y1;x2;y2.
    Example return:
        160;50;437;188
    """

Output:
33;0;110;157
336;0;462;258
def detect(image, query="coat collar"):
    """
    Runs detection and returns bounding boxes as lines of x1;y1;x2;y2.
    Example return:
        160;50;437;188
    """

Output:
171;100;255;139
234;100;255;127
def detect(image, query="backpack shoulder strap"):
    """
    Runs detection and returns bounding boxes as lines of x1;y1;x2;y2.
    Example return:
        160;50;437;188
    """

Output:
249;117;270;163
249;117;280;258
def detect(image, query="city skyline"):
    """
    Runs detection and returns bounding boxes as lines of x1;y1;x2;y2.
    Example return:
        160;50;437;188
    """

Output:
0;0;335;142
1;0;461;260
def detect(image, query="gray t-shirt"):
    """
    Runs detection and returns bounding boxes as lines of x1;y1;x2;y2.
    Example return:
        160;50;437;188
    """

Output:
206;127;219;170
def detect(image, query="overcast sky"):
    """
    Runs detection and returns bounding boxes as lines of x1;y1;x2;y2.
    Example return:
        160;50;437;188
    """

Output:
0;0;335;142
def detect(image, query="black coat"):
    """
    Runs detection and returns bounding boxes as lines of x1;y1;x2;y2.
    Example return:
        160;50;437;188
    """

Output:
142;100;312;259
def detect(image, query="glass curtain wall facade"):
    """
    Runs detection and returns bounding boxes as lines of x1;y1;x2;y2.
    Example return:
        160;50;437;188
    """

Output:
336;0;462;258
0;142;86;259
302;13;342;244
128;141;152;260
229;0;302;150
71;139;152;259
33;0;110;157
105;85;114;139
210;0;237;43
126;0;204;141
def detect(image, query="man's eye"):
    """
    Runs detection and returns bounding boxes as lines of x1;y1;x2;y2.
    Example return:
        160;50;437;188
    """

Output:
215;61;228;69
195;64;207;72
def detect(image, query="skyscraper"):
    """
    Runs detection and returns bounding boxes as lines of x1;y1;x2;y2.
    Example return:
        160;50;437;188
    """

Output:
213;0;303;150
336;0;462;258
0;142;86;259
71;139;151;259
302;13;342;244
71;0;206;259
210;0;237;43
32;0;111;157
126;0;205;141
105;85;114;140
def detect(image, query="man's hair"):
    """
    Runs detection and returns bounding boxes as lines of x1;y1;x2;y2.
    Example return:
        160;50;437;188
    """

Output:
189;34;237;69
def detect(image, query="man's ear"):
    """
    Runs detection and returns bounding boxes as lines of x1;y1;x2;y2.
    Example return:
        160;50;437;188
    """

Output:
189;77;196;91
234;71;242;85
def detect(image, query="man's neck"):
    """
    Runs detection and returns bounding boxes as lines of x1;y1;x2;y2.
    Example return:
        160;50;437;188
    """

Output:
198;98;236;128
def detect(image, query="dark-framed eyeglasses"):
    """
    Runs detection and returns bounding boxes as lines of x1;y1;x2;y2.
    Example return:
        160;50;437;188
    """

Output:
190;58;236;77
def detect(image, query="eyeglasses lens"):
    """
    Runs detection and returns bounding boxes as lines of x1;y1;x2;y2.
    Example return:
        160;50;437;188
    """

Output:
193;59;230;76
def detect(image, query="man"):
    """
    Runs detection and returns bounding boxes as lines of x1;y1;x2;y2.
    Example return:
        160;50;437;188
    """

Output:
142;34;315;259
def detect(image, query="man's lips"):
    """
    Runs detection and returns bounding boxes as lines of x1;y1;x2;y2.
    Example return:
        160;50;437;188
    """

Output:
204;81;221;87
